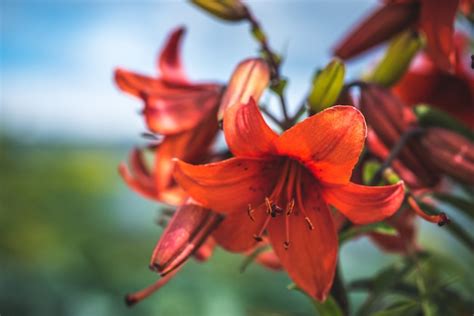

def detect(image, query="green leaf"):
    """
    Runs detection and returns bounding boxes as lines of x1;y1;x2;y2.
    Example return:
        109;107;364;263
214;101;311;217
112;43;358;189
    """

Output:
370;300;419;316
362;161;381;185
308;58;345;113
288;284;343;316
339;222;397;244
414;104;474;141
431;192;474;220
417;201;474;250
364;30;422;87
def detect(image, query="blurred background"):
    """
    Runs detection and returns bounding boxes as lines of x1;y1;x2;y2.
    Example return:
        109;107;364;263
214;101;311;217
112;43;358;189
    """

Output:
1;1;472;315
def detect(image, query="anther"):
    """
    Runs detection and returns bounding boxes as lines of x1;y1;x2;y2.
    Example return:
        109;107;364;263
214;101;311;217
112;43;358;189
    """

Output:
304;217;314;230
286;199;295;215
283;241;290;250
253;234;263;242
265;197;272;215
247;204;255;222
437;213;450;226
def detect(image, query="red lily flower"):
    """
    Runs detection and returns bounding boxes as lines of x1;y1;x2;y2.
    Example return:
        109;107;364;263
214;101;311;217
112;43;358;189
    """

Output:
334;0;460;72
393;33;474;128
114;26;222;134
173;100;405;300
116;26;222;205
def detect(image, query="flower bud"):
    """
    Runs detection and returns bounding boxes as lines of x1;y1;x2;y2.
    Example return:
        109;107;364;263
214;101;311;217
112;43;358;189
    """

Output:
150;202;222;275
191;0;248;22
364;30;422;87
358;84;439;187
334;1;419;60
421;127;474;184
218;58;270;120
308;58;346;113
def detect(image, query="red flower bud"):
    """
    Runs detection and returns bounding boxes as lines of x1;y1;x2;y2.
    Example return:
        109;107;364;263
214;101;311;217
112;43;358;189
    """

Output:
358;84;439;187
150;202;222;275
421;127;474;184
218;58;270;120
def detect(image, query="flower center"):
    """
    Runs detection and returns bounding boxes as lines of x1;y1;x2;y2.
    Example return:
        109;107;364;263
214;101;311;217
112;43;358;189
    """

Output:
248;158;314;250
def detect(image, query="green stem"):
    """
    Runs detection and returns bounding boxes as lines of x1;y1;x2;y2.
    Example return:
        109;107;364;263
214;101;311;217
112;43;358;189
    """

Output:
331;264;349;316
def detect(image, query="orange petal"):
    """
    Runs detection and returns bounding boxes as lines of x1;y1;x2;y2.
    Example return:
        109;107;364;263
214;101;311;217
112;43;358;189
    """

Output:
218;58;270;120
255;250;283;271
276;106;366;184
322;181;405;225
420;0;458;73
213;205;268;252
334;1;419;59
143;83;222;134
268;181;338;301
223;98;278;157
114;68;162;98
154;109;219;192
173;157;282;214
158;26;188;84
118;149;157;200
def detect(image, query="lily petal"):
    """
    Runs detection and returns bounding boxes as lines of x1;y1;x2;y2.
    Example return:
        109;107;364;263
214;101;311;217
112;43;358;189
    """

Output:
277;106;366;184
420;0;458;73
268;179;338;301
322;181;405;225
224;98;278;157
118;149;157;200
173;157;282;214
114;68;161;98
213;205;268;252
158;26;188;84
143;83;221;134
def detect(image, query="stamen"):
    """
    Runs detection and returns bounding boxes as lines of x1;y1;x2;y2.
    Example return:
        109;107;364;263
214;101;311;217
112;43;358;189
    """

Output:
286;199;295;216
247;204;255;222
254;214;272;242
124;269;178;307
304;216;314;230
407;196;450;226
283;199;294;250
265;197;272;215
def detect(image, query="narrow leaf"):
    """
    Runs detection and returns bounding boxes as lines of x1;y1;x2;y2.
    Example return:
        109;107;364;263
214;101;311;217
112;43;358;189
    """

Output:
339;222;397;244
370;300;419;316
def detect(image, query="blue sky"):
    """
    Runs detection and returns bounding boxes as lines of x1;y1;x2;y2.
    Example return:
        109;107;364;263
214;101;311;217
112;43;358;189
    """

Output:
1;0;378;143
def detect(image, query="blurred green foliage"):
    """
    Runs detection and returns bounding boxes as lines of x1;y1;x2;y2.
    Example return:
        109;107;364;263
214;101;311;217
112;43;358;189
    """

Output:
1;137;473;315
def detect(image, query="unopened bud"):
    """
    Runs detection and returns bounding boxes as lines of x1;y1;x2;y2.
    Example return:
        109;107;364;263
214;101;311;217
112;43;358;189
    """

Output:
191;0;248;22
218;58;270;120
150;202;222;275
364;30;422;87
421;127;474;185
308;58;346;113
